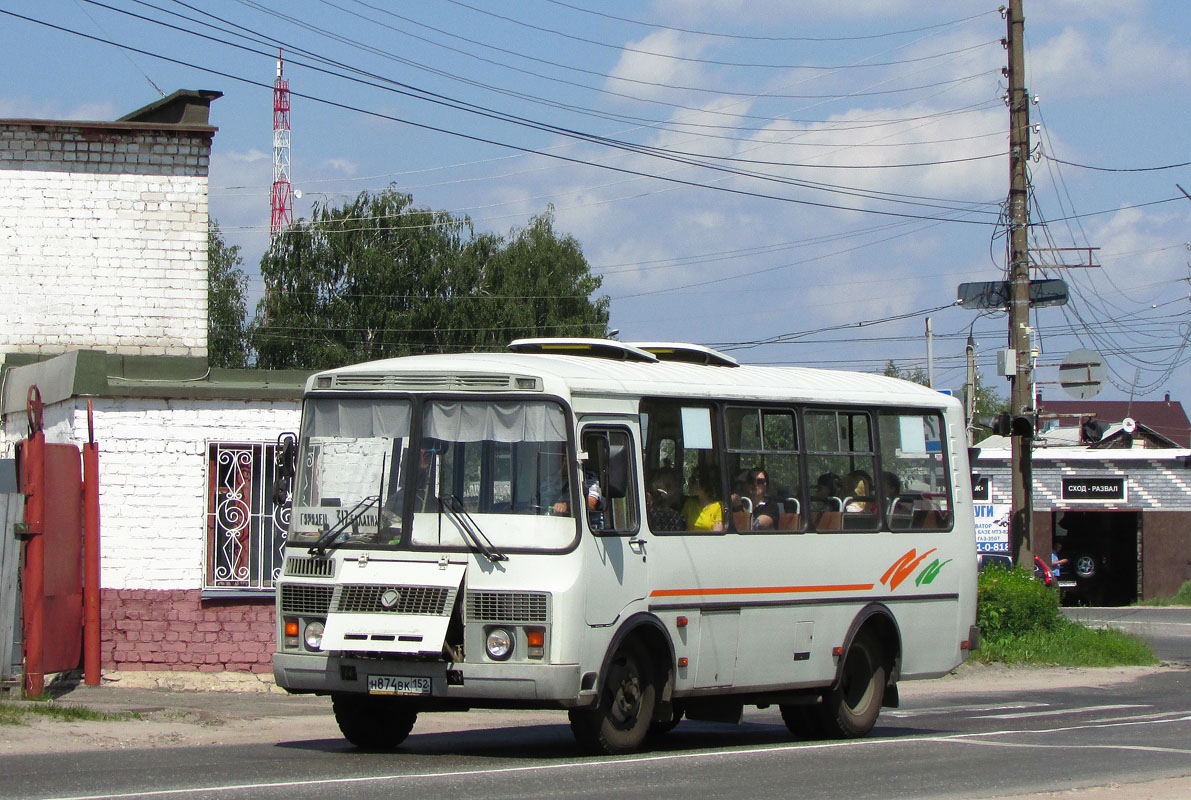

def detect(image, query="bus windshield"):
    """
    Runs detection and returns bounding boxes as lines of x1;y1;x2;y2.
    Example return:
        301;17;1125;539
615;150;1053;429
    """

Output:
288;396;579;552
289;397;412;548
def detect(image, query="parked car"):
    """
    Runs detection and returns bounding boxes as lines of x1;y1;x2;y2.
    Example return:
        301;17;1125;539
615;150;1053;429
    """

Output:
977;553;1013;572
1058;550;1109;606
976;552;1054;587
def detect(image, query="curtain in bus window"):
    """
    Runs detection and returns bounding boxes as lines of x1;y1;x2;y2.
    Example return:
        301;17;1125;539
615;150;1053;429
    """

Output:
303;398;411;439
424;401;567;443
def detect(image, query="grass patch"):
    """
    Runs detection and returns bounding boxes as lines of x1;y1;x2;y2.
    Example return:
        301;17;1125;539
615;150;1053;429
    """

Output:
0;701;140;726
976;565;1157;667
977;618;1159;666
1135;580;1191;607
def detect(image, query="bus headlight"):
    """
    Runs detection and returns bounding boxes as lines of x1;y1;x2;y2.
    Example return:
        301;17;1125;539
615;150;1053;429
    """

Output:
304;620;325;651
485;627;514;661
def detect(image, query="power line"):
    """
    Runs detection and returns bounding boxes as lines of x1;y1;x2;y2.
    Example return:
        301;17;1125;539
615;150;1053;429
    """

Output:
539;1;997;44
1041;153;1191;173
441;0;999;71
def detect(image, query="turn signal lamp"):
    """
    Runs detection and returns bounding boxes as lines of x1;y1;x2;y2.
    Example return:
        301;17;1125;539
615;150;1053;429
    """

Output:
284;618;299;649
526;627;545;659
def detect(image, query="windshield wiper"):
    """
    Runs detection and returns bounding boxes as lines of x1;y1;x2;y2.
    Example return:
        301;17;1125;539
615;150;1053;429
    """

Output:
309;493;380;557
440;494;507;563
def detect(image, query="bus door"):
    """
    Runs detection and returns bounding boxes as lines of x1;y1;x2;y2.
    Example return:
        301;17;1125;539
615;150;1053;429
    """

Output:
579;422;651;626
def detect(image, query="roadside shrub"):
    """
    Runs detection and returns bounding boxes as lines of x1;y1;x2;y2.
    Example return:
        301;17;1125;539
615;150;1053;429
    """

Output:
1137;580;1191;607
976;565;1060;641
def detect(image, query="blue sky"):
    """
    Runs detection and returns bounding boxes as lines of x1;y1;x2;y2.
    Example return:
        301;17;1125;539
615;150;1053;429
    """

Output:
4;1;1191;416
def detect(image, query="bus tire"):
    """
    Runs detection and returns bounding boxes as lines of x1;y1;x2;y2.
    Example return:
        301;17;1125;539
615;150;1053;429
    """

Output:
778;704;821;739
569;639;657;754
648;701;684;739
816;631;885;739
332;693;418;751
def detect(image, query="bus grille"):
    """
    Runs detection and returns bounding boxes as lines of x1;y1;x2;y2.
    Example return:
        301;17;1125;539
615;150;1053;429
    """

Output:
284;557;335;578
280;584;335;615
336;585;450;615
466;591;549;623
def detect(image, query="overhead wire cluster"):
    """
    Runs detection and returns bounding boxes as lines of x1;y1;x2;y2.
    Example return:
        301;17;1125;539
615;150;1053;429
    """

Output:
5;1;1188;386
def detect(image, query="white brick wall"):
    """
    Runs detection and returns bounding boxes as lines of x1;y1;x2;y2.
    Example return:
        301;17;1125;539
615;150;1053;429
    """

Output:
0;124;211;358
2;396;301;590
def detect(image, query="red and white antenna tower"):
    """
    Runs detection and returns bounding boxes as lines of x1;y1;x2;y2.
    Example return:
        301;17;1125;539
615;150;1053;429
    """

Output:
270;49;293;237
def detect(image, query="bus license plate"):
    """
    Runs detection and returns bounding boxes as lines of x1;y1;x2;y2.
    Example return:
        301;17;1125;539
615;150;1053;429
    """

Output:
367;675;431;696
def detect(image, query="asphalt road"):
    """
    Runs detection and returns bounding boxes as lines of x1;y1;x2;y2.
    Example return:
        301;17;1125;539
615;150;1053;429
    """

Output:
1062;606;1191;663
4;666;1190;800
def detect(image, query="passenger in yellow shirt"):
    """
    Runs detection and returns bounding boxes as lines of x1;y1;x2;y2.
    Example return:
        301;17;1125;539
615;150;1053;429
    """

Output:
682;465;724;531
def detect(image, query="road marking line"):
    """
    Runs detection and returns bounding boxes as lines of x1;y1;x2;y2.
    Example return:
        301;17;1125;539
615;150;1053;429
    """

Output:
36;711;1191;800
972;703;1147;720
886;702;1047;718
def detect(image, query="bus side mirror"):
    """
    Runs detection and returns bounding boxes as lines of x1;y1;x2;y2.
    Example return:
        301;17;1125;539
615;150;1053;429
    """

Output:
273;431;297;506
605;442;629;499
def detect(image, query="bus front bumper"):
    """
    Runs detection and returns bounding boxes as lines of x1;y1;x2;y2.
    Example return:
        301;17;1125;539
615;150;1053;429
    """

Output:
273;652;586;706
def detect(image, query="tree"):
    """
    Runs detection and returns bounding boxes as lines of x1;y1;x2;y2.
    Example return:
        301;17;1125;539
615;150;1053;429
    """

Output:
970;369;1009;419
883;360;930;386
207;220;250;368
253;189;609;369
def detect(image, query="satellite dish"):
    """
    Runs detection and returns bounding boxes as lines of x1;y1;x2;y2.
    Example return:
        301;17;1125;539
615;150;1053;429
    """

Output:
293;188;303;199
1122;417;1137;434
1059;348;1105;400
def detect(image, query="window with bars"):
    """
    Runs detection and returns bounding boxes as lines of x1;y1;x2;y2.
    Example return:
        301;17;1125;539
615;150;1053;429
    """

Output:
205;442;287;591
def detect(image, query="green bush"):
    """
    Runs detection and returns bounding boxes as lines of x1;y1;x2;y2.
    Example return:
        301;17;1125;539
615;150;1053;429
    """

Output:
976;565;1060;641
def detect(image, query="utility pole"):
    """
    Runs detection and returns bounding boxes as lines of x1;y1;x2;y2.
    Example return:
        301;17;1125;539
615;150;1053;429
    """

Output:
925;317;935;389
965;334;976;446
1005;0;1034;567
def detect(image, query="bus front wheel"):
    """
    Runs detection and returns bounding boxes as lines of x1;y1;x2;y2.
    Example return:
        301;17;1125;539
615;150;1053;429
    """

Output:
816;631;885;739
332;693;418;750
569;640;657;754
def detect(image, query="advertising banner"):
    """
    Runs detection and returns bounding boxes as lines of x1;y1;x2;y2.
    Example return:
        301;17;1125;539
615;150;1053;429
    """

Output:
974;502;1011;553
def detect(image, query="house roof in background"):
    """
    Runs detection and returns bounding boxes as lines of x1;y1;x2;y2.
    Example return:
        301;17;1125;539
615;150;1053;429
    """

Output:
1038;399;1190;447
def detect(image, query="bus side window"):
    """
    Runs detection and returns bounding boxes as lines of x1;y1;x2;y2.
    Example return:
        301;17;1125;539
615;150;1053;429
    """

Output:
582;427;640;535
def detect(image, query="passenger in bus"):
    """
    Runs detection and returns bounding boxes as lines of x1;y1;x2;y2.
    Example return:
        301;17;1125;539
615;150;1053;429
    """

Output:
646;479;684;531
842;469;876;513
744;468;778;530
813;472;842;510
682;465;724;531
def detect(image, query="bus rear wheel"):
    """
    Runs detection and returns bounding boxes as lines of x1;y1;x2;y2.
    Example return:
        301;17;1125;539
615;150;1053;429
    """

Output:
569;640;657;754
816;631;885;739
332;693;418;750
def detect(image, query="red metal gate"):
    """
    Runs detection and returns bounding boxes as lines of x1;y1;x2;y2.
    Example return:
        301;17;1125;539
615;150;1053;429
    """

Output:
17;387;100;696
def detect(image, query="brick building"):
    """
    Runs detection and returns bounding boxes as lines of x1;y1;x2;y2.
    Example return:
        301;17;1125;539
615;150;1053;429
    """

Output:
974;406;1191;605
1;92;308;680
0;90;220;359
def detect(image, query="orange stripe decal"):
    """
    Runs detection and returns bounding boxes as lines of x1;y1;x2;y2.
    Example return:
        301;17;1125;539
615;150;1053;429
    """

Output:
650;584;874;598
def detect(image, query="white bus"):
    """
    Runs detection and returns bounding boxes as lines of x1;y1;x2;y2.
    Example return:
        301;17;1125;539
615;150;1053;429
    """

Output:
273;339;979;754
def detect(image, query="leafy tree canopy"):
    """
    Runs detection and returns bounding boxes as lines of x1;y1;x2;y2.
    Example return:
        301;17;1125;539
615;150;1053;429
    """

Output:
253;189;609;369
207;220;250;368
883;360;929;386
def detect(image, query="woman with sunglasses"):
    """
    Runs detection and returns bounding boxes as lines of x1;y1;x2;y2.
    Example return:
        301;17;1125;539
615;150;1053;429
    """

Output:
745;468;778;530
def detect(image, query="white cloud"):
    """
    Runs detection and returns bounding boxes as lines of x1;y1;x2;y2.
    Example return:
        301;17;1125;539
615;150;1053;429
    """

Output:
605;30;709;103
321;158;360;177
1030;22;1190;98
